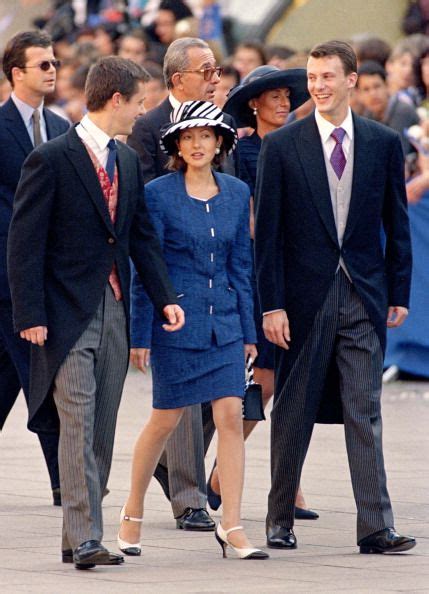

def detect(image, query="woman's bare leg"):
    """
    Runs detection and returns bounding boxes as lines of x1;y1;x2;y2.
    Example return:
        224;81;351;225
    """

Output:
119;407;184;543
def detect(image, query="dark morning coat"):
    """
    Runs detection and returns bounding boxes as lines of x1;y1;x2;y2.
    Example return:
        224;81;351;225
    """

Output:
0;98;69;428
254;112;412;423
7;126;177;433
127;96;238;183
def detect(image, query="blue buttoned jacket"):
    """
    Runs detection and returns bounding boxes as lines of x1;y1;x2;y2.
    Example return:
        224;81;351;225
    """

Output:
131;169;256;349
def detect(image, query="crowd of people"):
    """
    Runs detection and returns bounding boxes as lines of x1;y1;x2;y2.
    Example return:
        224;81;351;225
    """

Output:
0;0;424;572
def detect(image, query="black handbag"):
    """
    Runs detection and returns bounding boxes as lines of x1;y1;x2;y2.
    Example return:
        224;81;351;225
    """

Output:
243;357;266;421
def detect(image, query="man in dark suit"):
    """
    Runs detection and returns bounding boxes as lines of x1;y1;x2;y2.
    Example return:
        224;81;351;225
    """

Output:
0;30;69;505
128;37;233;531
8;56;184;569
255;40;416;554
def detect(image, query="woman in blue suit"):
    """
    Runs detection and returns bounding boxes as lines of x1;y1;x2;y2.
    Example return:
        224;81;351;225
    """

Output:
118;101;268;560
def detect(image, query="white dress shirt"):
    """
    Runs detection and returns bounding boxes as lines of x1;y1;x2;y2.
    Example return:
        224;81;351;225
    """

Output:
169;92;181;111
314;107;354;160
11;92;47;145
75;114;114;169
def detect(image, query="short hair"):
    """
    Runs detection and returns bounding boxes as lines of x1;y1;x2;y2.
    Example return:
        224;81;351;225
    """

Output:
142;60;166;85
2;30;53;84
118;28;149;50
309;40;357;75
220;63;240;85
265;44;296;62
357;60;387;84
351;34;391;67
85;56;150;112
163;37;209;89
234;41;267;65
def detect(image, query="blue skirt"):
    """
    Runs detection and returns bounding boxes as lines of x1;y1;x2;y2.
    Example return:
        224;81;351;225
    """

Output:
150;338;245;409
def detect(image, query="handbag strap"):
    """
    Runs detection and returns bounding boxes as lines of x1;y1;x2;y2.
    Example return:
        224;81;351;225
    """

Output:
245;356;255;387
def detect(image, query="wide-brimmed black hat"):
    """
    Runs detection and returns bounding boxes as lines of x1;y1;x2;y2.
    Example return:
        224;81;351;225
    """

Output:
160;100;238;156
223;65;310;128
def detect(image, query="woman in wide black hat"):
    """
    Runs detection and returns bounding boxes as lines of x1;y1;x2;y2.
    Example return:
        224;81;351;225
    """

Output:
206;66;319;520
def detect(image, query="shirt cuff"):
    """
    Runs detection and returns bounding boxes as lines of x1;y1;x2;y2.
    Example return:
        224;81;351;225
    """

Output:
263;309;285;316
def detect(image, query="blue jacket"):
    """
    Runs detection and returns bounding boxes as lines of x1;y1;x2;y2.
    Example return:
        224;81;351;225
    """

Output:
131;170;256;349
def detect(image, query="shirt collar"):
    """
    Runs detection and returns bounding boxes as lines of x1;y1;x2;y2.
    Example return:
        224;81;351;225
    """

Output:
169;92;182;111
80;113;112;151
11;92;44;125
314;107;354;143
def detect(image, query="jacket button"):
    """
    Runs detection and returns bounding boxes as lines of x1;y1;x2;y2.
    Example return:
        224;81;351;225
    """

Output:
108;237;115;244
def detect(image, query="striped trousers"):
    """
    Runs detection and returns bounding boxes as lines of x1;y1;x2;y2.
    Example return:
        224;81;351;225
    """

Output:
268;270;394;542
53;286;128;550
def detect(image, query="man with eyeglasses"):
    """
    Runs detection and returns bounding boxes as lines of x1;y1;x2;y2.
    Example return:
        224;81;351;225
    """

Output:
128;37;236;532
0;30;69;506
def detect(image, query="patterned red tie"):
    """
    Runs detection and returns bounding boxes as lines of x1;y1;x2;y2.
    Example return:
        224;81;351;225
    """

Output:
330;127;346;179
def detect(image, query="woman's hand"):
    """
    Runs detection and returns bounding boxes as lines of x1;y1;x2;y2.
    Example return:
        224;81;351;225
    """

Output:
130;348;151;373
244;344;258;362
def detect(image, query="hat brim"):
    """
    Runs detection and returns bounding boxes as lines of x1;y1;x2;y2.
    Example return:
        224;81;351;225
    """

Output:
224;68;310;128
160;119;238;156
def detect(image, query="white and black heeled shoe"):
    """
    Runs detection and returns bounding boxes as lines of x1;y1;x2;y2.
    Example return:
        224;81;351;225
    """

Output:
117;505;143;556
215;524;269;559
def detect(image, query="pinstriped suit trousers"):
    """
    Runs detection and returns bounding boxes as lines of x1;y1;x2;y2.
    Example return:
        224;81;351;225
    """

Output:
268;270;394;542
53;286;128;550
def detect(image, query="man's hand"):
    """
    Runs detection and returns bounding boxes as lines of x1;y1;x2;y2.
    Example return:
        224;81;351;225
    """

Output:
20;326;48;346
387;306;408;328
130;348;150;373
244;343;258;362
162;304;185;332
263;310;291;349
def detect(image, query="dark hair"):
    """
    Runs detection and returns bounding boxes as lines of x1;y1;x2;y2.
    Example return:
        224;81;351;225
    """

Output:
159;0;193;20
220;63;240;85
142;60;165;84
309;40;357;75
2;30;53;84
235;41;267;65
357;60;387;84
351;35;391;67
85;56;150;111
413;46;429;97
118;28;149;50
167;128;226;171
265;44;296;62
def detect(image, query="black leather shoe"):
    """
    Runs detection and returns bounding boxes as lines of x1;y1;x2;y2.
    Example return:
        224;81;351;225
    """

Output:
72;540;119;569
358;528;416;554
266;521;297;549
52;488;61;506
63;548;124;569
176;508;215;531
154;463;170;501
294;506;319;520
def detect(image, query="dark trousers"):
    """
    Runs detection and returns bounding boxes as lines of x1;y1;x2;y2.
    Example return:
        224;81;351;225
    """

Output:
268;271;394;542
0;297;60;489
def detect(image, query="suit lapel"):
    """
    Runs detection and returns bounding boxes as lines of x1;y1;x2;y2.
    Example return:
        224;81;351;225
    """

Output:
44;108;64;140
294;115;339;247
2;98;34;155
344;114;374;241
115;142;130;235
65;127;115;234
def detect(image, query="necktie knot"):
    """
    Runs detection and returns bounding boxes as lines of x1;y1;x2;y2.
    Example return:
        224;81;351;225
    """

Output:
107;138;116;151
331;127;346;145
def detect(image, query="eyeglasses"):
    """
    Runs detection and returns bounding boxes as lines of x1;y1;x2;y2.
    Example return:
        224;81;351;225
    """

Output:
22;60;61;72
180;66;223;81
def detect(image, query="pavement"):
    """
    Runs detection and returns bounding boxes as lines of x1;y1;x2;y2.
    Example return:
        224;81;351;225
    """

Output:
1;370;428;593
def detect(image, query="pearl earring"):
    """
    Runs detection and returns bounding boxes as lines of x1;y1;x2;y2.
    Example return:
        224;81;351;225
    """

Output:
215;147;221;155
178;150;182;157
253;107;258;116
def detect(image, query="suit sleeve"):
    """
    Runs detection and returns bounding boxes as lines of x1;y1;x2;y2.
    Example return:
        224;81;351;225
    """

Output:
382;134;412;307
130;184;166;348
127;117;158;183
254;135;287;312
129;163;176;319
7;149;54;332
227;186;257;344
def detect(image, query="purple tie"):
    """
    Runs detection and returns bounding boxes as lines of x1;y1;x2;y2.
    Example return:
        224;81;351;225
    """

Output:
330;127;346;179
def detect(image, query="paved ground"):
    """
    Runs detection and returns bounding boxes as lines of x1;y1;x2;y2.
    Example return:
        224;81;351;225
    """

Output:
1;371;428;593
